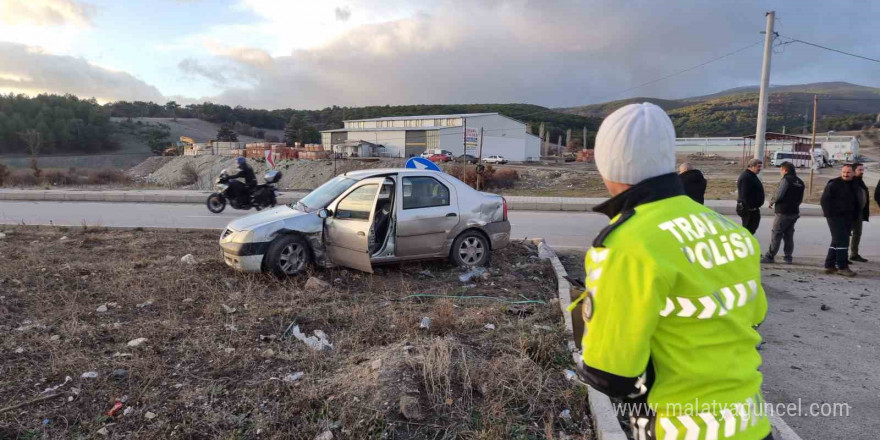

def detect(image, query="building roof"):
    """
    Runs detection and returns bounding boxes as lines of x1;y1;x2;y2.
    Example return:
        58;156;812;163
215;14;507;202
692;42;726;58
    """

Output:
321;126;446;133
742;132;809;141
344;113;498;122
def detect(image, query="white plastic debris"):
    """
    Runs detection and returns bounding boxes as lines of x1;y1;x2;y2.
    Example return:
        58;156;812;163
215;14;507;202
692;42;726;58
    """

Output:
283;372;304;382
123;407;133;416
136;299;153;308
221;304;237;314
563;370;577;381
291;325;333;351
42;376;72;394
484;324;496;330
559;409;572;420
180;254;197;265
14;347;24;354
127;338;148;347
96;304;108;313
81;371;99;379
144;411;157;420
60;236;69;241
97;427;109;436
458;267;487;282
419;317;431;329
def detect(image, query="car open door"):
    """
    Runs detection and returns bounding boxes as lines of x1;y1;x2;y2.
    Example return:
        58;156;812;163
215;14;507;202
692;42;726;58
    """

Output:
323;177;385;273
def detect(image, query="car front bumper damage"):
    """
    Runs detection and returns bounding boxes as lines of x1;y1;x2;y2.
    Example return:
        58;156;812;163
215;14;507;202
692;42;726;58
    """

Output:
220;241;269;273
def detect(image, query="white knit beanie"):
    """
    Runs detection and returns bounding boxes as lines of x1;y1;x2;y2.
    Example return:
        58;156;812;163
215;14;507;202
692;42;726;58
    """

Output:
594;102;676;185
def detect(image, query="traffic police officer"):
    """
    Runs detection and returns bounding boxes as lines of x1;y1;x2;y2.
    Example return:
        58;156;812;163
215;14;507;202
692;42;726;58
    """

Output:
571;103;772;440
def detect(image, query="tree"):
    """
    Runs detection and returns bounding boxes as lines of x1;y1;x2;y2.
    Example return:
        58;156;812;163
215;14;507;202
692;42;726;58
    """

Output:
19;129;43;178
284;114;305;146
139;126;171;155
216;124;238;142
165;101;180;121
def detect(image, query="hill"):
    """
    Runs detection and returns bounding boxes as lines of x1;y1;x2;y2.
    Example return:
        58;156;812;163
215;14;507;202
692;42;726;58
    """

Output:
559;82;880;136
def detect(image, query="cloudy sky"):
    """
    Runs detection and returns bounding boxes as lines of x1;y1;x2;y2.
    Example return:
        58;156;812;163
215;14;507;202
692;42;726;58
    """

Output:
1;0;878;109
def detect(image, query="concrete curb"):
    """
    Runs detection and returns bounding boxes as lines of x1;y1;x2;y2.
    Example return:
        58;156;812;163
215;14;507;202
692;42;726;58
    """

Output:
0;224;223;233
0;190;824;216
534;238;627;440
534;238;803;440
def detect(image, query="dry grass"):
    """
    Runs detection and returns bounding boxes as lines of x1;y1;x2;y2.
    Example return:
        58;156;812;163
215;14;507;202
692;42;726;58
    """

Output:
0;228;590;439
0;167;133;187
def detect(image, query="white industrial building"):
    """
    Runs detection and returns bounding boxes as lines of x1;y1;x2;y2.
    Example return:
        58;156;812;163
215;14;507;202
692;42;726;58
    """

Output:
320;113;541;162
676;134;860;162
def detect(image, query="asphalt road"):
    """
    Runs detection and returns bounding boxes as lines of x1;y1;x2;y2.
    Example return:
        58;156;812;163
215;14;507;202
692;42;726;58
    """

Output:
1;200;879;257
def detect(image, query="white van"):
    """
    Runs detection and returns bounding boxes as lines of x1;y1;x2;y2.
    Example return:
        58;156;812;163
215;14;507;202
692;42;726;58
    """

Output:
770;149;832;168
420;149;454;159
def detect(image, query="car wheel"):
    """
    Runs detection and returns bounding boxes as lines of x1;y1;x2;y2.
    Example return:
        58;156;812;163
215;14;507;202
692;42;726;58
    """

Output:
264;235;312;276
206;193;226;213
450;231;490;267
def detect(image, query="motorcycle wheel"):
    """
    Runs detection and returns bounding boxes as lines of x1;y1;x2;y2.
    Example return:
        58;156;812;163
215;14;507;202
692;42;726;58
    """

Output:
207;193;226;213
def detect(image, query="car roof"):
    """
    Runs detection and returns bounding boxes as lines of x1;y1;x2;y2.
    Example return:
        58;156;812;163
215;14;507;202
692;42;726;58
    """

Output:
342;168;449;179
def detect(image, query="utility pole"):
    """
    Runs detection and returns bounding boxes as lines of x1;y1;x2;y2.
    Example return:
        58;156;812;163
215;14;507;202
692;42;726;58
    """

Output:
754;10;776;178
809;95;818;195
583;126;587;150
476;127;484;190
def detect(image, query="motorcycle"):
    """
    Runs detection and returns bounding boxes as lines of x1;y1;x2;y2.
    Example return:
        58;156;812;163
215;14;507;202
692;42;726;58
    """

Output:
206;169;282;213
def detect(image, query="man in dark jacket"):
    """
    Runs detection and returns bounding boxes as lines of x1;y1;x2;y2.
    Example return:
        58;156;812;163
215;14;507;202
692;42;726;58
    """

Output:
850;163;870;262
820;164;858;276
678;162;707;204
737;159;765;234
229;157;257;187
761;162;804;264
228;157;257;205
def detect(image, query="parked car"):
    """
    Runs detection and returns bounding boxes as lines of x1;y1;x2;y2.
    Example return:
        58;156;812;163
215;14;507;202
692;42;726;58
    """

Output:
420;149;454;159
428;154;452;163
455;154;479;164
219;168;511;276
484;155;508;164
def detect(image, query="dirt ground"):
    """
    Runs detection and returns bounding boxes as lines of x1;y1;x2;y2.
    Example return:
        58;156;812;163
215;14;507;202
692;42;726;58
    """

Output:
557;250;880;440
0;228;592;440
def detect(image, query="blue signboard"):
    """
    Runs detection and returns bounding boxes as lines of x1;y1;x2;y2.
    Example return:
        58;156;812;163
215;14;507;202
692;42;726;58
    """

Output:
405;157;441;171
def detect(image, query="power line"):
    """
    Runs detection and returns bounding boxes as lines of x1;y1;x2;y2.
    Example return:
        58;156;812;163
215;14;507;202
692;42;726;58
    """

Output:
778;34;880;64
593;40;765;103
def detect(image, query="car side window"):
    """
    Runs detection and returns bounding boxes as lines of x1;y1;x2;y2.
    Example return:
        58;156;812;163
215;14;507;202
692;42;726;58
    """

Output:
402;176;450;210
335;184;379;220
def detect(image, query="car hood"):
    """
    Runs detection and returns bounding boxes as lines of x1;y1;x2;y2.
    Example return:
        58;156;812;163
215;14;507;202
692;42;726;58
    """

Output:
227;205;304;231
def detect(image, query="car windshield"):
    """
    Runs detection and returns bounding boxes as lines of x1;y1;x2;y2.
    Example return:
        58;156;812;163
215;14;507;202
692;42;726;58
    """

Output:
294;176;357;212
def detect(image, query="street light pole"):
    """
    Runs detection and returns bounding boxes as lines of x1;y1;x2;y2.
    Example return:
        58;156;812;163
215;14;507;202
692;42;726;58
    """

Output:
809;95;818;195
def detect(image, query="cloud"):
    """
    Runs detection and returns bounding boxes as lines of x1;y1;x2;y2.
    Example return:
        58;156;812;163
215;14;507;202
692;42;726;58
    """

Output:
0;42;165;102
178;57;229;85
0;0;95;27
190;0;880;110
334;6;351;21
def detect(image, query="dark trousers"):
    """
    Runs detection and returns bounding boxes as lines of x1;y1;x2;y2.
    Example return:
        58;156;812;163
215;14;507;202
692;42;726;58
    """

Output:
739;209;761;235
851;219;863;257
825;217;853;269
766;214;799;259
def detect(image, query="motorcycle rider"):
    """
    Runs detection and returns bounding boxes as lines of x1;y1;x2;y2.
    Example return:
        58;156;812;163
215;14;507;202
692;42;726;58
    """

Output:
228;157;257;205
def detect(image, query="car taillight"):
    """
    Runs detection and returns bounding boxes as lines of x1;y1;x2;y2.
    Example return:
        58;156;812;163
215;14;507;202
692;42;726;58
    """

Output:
502;197;508;221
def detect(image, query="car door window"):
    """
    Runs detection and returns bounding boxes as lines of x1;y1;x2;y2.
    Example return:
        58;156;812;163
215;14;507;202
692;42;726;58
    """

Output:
335;184;379;220
402;176;450;210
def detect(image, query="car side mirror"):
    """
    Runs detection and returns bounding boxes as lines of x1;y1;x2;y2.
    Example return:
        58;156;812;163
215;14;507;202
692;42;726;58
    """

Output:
318;208;332;219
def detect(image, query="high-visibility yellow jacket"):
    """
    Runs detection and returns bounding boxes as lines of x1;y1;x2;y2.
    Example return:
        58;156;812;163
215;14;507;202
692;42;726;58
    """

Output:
571;173;771;440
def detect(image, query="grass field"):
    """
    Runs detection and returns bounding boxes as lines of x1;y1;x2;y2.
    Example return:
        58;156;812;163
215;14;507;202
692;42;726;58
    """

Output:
0;228;589;440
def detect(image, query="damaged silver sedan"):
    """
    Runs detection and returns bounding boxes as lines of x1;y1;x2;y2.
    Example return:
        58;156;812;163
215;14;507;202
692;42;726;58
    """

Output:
219;168;511;276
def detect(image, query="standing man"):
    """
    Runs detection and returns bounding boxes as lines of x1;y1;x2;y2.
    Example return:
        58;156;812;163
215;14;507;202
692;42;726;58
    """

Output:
820;164;858;276
850;163;870;262
761;162;805;264
678;162;707;204
737;159;765;234
572;103;771;440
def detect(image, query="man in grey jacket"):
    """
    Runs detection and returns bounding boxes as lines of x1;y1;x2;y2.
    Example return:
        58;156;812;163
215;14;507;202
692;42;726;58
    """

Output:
850;163;870;262
761;162;805;264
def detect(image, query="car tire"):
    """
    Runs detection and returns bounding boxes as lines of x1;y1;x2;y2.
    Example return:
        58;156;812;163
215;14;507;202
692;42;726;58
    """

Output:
264;234;312;276
450;230;491;267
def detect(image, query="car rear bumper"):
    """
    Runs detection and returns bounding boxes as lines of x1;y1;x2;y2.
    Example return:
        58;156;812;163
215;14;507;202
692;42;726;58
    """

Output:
483;221;511;250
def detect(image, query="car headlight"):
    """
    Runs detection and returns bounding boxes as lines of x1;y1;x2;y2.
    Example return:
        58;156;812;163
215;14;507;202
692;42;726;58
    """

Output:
231;230;255;243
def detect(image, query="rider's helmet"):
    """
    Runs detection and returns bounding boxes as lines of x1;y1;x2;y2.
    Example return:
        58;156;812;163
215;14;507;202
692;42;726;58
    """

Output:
237;157;246;165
